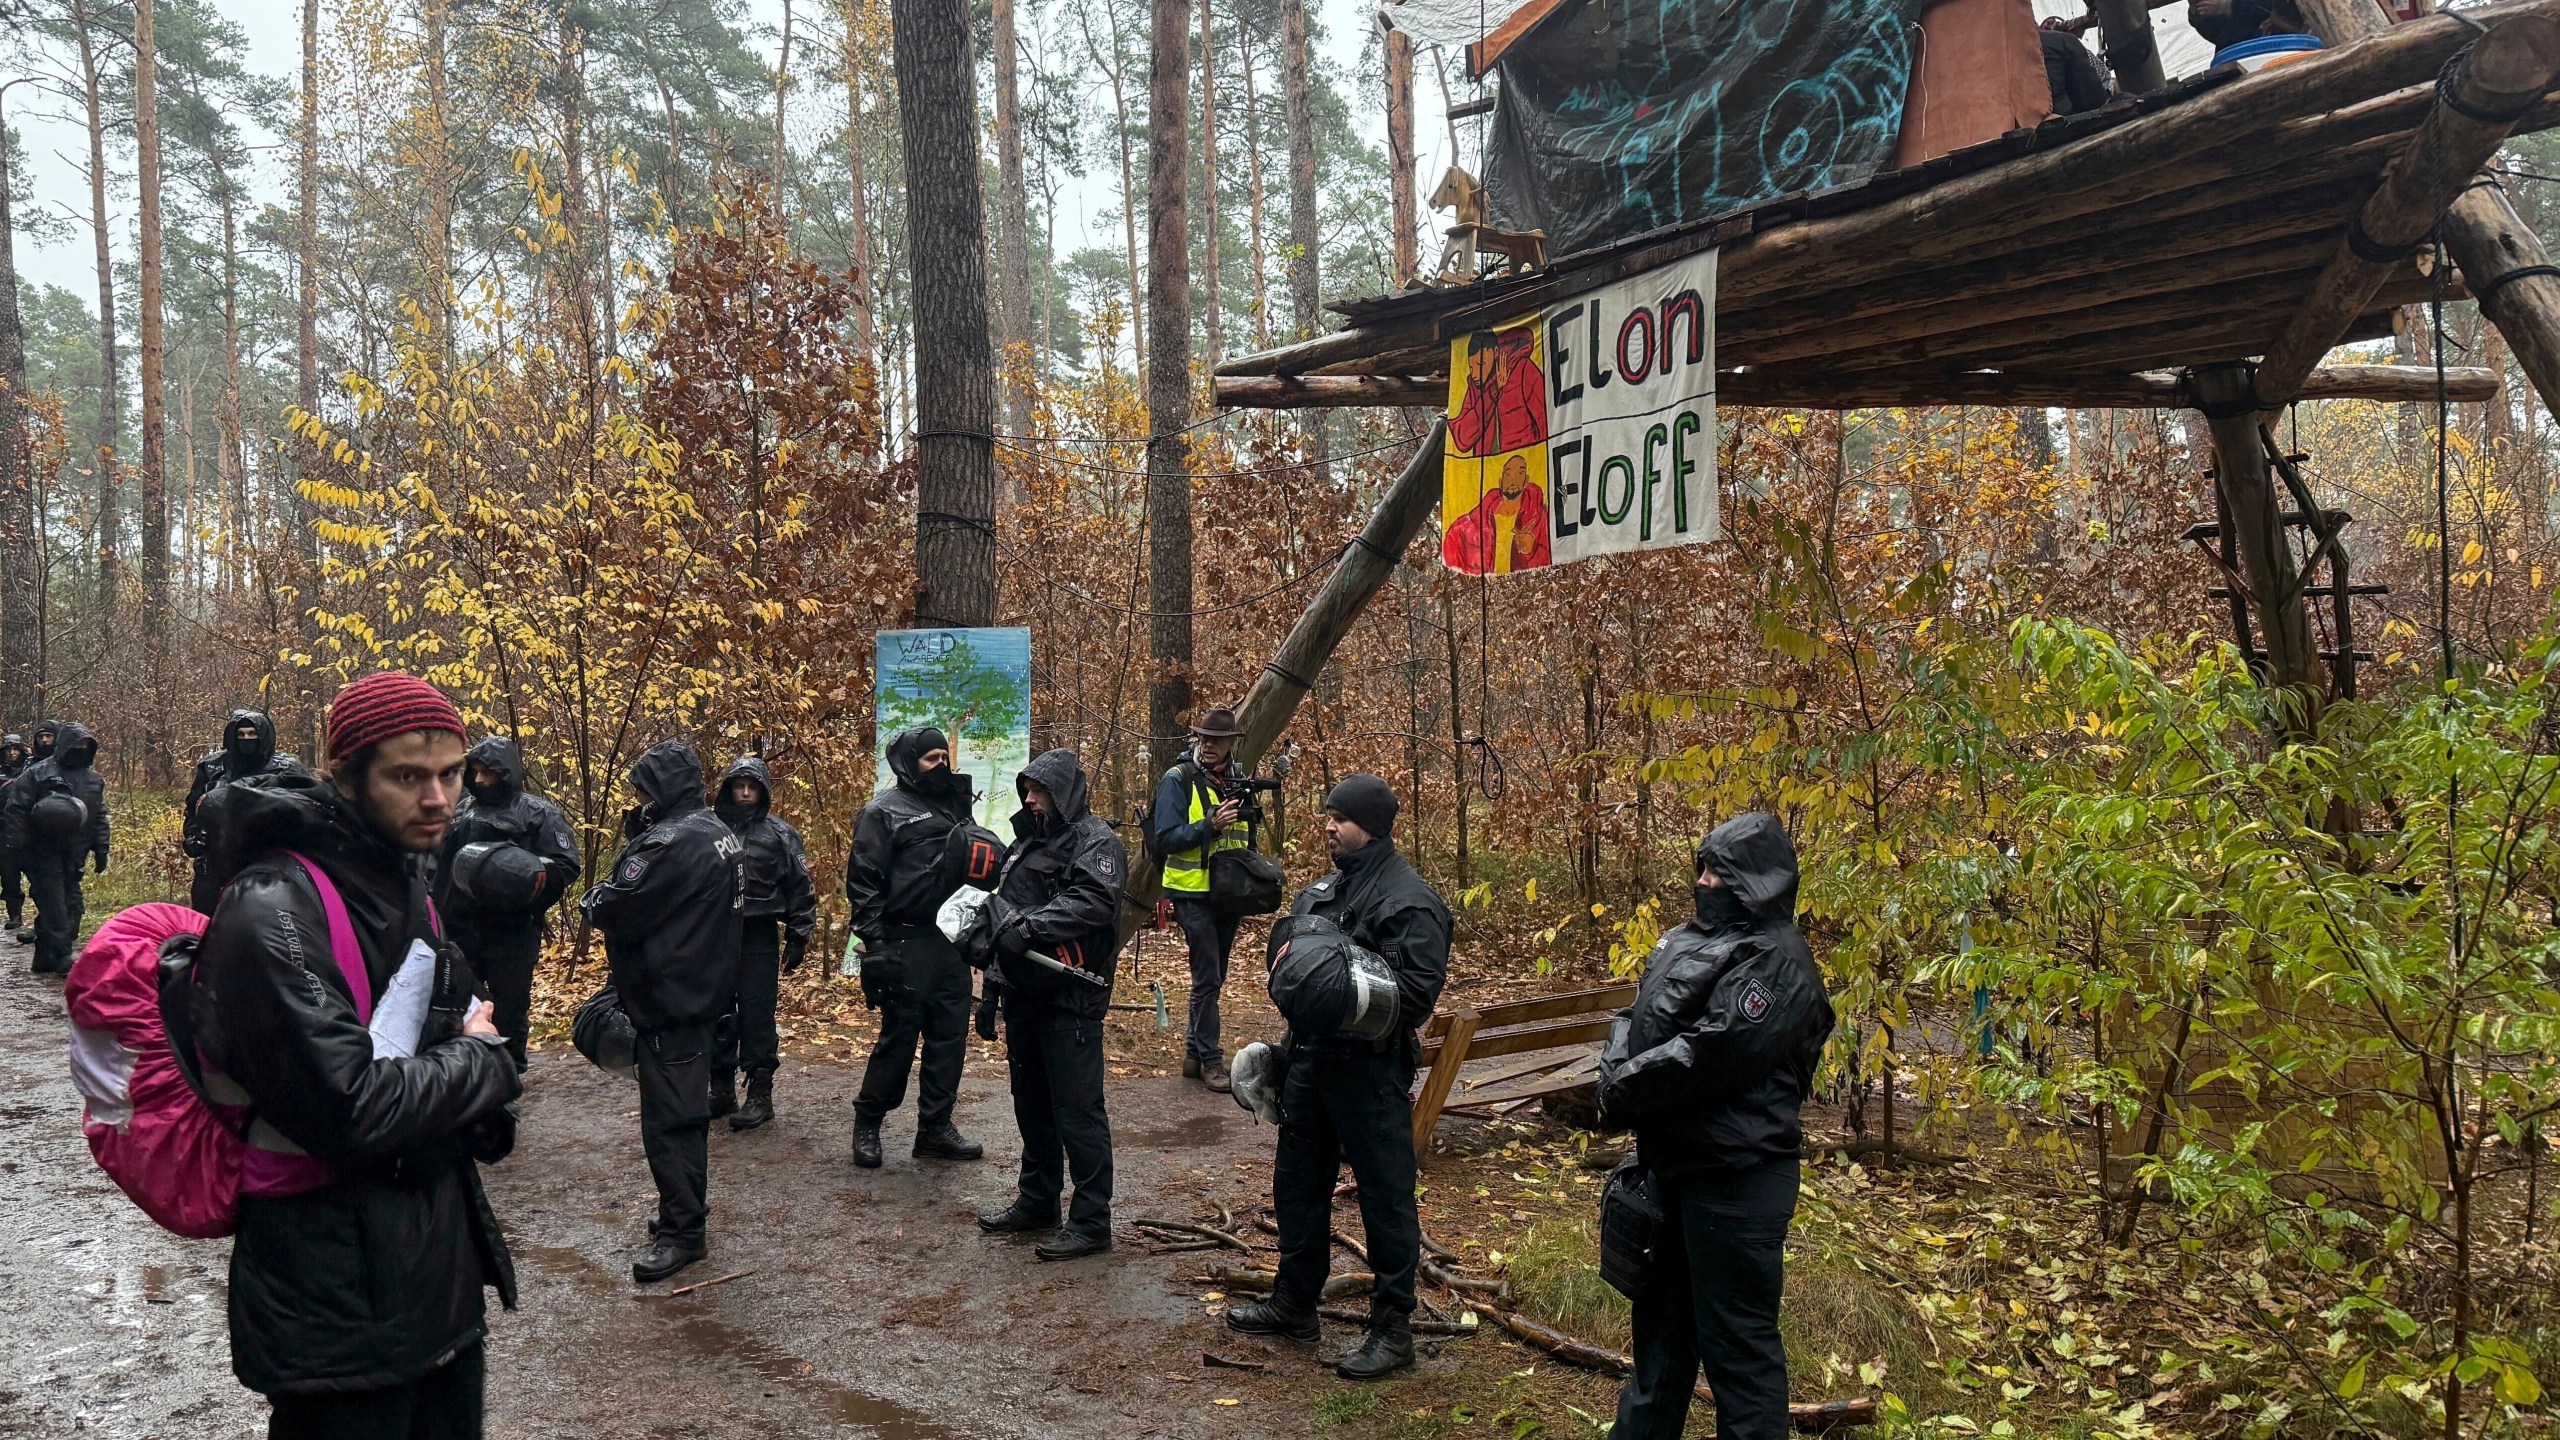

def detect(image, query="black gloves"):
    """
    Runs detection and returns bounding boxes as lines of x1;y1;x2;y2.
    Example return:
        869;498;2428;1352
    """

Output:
93;849;108;875
975;989;1000;1041
991;907;1033;961
782;931;809;974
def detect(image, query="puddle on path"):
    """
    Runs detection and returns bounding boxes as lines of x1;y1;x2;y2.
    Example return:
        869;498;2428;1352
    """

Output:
1121;1110;1235;1151
510;1242;969;1440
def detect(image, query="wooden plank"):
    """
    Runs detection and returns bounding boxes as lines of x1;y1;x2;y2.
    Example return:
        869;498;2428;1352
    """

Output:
1462;0;1566;76
2254;14;2560;405
1462;1043;1600;1091
1411;1009;1480;1157
1450;1014;1620;1063
1455;1062;1602;1110
1419;986;1634;1054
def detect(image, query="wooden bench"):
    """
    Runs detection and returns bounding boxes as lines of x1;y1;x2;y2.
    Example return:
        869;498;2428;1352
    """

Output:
1411;984;1637;1154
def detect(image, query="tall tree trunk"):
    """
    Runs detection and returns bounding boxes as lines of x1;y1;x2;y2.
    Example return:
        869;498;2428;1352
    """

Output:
1091;9;1145;379
423;0;453;359
1146;0;1195;780
1385;24;1417;290
0;95;41;724
1197;0;1223;365
220;191;248;601
294;0;325;754
890;0;1000;627
1278;0;1326;465
838;20;876;372
136;0;171;781
992;0;1035;433
775;0;795;211
74;0;121;606
1238;28;1269;349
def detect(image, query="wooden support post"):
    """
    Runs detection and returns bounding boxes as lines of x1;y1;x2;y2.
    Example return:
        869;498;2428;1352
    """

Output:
1112;421;1449;944
2297;0;2560;418
2091;0;2167;94
2253;13;2560;407
2197;364;2324;727
1412;1009;1480;1156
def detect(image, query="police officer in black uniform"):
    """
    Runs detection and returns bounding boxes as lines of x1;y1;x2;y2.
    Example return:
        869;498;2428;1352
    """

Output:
1;720;110;976
440;735;583;1071
1597;814;1834;1440
1227;774;1451;1380
582;741;746;1286
976;748;1125;1262
846;726;986;1168
8;721;57;944
0;733;27;931
183;710;307;914
712;755;817;1131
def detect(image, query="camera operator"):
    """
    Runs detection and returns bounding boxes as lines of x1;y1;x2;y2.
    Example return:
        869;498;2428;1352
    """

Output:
1150;706;1260;1093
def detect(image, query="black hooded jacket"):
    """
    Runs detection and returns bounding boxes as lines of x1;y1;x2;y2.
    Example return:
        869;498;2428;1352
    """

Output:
184;710;305;858
439;736;582;929
0;734;25;780
1596;813;1835;1178
187;773;520;1396
2;719;110;861
581;742;745;1032
845;727;979;948
715;756;817;936
993;749;1128;1019
1287;836;1453;1058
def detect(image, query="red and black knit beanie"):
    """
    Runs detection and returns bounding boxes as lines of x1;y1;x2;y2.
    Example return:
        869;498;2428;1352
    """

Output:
325;672;466;763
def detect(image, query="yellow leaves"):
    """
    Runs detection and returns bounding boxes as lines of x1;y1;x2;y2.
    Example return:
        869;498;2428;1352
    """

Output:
2461;540;2485;567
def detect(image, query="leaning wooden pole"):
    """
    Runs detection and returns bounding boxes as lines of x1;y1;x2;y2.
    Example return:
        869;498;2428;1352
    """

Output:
2253;12;2560;406
2196;364;2325;727
2298;0;2560;415
1114;421;1448;943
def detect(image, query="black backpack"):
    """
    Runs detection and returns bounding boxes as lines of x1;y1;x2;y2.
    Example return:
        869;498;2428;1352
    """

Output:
936;820;1006;897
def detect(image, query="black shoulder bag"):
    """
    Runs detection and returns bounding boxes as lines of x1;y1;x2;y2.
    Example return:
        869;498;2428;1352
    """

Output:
1190;762;1284;918
1598;1155;1664;1300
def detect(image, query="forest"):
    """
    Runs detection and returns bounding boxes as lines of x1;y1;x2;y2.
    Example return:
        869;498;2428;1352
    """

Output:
8;0;2560;1434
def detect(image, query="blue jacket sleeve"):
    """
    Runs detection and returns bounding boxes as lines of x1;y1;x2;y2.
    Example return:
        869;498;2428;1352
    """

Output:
1151;768;1217;856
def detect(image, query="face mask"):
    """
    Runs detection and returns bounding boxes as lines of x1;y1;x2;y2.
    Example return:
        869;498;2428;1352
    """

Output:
469;780;505;805
1695;882;1750;929
920;766;969;799
622;802;650;838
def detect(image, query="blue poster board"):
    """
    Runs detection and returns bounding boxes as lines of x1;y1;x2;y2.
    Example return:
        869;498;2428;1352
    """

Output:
874;627;1033;830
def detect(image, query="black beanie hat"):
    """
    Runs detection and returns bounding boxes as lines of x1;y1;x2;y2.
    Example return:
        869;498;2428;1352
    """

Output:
1321;774;1398;839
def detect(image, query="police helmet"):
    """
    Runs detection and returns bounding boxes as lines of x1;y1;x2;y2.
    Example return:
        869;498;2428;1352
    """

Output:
450;841;550;913
29;792;89;843
572;986;638;1077
1265;914;1401;1044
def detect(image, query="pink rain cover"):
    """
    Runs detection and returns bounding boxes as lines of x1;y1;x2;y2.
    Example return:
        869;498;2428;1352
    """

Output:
63;902;240;1239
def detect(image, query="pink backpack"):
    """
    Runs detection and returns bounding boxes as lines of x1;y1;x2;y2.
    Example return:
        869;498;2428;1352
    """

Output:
63;852;372;1238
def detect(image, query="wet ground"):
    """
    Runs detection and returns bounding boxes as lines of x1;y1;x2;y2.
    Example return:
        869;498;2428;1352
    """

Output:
0;931;1514;1439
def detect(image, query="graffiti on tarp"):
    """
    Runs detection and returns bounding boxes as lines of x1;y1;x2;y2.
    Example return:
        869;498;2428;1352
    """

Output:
1482;0;1921;256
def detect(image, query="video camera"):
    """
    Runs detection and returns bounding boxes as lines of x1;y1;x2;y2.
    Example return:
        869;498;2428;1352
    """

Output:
1230;775;1284;826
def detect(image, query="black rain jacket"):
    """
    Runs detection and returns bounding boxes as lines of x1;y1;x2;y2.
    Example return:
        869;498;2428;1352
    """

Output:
1287;836;1452;1061
0;735;25;779
581;742;745;1032
715;755;817;937
994;748;1127;1019
438;736;582;931
845;727;979;948
1596;812;1836;1178
2;719;110;862
184;710;305;858
187;773;520;1397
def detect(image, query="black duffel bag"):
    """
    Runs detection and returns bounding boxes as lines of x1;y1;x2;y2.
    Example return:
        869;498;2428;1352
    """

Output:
1208;820;1285;918
1597;1156;1664;1300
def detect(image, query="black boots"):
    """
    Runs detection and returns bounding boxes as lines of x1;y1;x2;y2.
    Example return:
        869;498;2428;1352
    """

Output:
851;1122;883;1169
1224;1297;1321;1342
730;1073;773;1131
633;1237;706;1285
976;1200;1059;1234
1335;1325;1416;1381
708;1072;738;1121
913;1123;983;1161
1034;1227;1112;1262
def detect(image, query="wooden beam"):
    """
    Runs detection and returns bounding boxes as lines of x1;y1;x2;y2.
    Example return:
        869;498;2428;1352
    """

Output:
1217;365;2497;412
2197;364;2324;723
2092;0;2168;94
1217;375;1444;409
2298;0;2560;418
2252;14;2560;406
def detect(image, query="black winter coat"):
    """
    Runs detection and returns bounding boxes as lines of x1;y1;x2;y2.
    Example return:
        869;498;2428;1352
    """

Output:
183;710;305;858
1;719;110;861
715;755;818;937
845;727;979;947
1287;837;1453;1058
1596;812;1835;1178
439;736;581;932
582;742;745;1032
188;774;520;1396
993;748;1127;1019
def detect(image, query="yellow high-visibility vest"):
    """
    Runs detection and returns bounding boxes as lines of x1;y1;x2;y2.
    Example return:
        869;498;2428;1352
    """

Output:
1162;769;1249;894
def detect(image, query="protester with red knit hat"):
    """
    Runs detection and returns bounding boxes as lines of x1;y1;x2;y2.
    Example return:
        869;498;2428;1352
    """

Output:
189;669;520;1438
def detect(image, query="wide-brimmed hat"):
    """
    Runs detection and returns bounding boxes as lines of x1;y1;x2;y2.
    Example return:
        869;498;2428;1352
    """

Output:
1189;707;1242;738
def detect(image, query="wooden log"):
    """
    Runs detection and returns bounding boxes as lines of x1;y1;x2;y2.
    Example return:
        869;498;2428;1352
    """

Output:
2092;0;2168;93
2198;363;2325;721
1217;375;1442;409
2254;14;2560;405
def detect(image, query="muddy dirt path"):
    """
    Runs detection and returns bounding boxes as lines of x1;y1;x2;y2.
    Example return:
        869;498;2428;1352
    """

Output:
0;933;1483;1439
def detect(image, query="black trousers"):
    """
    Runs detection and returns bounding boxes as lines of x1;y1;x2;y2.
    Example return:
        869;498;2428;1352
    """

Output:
266;1341;484;1439
27;847;84;972
715;920;783;1081
1170;898;1241;1066
190;857;222;916
1;849;21;921
855;933;970;1127
1613;1159;1800;1440
634;1023;714;1248
453;920;541;1072
1004;1003;1113;1234
1272;1045;1419;1328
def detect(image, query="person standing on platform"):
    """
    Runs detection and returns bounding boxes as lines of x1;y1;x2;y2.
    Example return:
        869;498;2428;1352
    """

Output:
1226;775;1451;1380
846;727;988;1168
711;755;817;1131
581;741;746;1286
438;736;582;1073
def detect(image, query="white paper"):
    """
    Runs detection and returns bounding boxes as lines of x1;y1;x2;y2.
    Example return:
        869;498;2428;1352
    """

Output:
369;939;437;1059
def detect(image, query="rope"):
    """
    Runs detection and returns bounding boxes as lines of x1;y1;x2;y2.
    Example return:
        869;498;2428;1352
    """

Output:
2472;263;2560;315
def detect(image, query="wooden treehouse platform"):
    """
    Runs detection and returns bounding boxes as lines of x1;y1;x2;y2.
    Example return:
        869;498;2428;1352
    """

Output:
1214;1;2560;416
